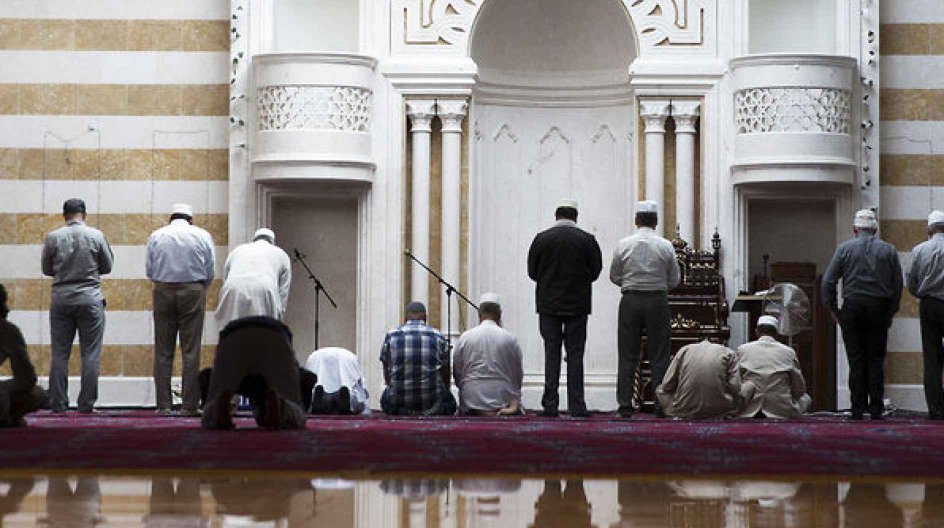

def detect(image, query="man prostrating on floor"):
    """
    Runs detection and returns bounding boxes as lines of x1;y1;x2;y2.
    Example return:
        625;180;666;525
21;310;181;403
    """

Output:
202;316;307;430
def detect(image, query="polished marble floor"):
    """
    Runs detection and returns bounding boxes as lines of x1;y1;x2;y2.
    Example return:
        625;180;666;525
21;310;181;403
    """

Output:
0;472;938;527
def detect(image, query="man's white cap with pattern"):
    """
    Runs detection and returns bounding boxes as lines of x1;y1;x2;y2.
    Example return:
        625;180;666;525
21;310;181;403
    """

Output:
757;315;779;329
479;292;501;306
172;203;193;217
636;200;658;214
928;210;944;227
253;227;276;243
557;198;578;210
853;209;878;230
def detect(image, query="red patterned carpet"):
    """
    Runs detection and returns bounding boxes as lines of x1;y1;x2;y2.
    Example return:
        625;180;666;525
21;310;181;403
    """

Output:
4;411;944;478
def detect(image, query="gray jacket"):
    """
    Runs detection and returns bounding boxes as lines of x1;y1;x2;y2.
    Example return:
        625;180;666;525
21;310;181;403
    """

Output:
41;221;114;306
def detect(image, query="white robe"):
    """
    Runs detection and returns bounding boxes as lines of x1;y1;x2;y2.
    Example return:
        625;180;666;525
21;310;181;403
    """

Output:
736;336;811;419
215;240;291;328
304;347;369;414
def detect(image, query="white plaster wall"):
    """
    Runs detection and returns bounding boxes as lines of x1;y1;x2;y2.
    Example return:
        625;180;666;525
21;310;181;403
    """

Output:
272;0;359;52
749;0;837;54
271;196;360;361
747;199;836;280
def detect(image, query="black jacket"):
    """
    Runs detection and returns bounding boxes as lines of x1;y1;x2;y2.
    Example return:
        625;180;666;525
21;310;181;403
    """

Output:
527;221;603;317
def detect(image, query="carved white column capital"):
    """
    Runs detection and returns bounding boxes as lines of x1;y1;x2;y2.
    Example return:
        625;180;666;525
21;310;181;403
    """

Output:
640;100;671;134
672;101;701;134
436;99;469;133
406;99;436;132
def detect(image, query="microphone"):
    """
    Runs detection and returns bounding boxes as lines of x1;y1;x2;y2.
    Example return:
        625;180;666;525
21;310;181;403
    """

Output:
294;248;306;260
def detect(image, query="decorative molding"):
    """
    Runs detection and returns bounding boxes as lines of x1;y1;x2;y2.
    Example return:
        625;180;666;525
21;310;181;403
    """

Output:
592;124;617;144
734;88;851;135
436;98;469;133
492;123;518;143
640;99;671;134
257;86;372;132
539;126;571;146
671;100;700;134
406;99;437;133
395;0;709;53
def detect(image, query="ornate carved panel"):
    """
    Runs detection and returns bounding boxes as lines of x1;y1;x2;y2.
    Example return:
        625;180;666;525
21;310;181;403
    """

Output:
257;86;372;132
394;0;711;53
734;88;851;135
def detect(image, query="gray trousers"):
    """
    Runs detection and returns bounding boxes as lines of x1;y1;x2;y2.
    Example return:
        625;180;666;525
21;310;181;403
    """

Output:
153;282;206;411
49;301;105;413
617;291;671;412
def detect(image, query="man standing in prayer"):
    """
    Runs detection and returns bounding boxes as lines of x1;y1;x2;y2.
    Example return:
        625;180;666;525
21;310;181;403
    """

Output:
527;199;602;417
655;339;745;419
453;293;524;416
823;208;901;420
305;346;370;415
0;283;46;426
215;228;291;328
146;203;216;416
202;316;307;430
42;198;114;413
610;200;681;417
736;316;811;419
906;210;944;420
379;301;456;415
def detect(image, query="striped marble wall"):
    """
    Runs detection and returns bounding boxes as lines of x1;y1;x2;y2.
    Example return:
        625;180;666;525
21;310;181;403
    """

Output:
0;0;229;397
879;0;944;391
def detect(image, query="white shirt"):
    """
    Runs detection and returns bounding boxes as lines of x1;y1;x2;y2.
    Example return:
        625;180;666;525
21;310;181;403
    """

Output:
908;232;944;301
215;240;291;327
145;219;215;284
304;347;369;414
452;319;524;413
609;226;681;292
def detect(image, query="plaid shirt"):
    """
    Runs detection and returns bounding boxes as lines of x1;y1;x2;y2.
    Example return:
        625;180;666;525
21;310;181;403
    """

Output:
380;320;449;411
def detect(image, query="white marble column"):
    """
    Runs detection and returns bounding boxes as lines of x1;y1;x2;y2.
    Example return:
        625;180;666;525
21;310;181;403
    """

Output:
640;100;671;236
436;98;468;336
406;99;436;306
672;101;700;244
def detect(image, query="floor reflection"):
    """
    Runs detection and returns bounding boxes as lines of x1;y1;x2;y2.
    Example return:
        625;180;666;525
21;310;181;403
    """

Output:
0;474;939;527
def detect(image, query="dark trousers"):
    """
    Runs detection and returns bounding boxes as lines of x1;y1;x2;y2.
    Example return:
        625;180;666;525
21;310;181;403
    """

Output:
539;314;588;413
840;298;893;415
199;367;317;414
617;291;671;413
920;297;944;418
380;386;457;416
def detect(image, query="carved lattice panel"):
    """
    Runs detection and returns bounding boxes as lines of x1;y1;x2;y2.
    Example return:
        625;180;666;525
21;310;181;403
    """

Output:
735;88;851;135
257;86;372;132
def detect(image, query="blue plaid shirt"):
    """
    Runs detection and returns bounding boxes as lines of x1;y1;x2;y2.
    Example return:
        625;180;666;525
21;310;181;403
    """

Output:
380;320;449;411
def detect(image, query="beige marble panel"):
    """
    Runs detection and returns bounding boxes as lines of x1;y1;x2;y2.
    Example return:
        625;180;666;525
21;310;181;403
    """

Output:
0;148;17;179
17;19;74;50
74;84;129;115
127;20;182;52
0;19;20;49
181;85;228;116
0;84;17;114
881;219;927;251
128;85;182;116
881;155;944;186
18;84;75;115
881;24;932;55
74;19;128;51
885;351;922;385
180;20;229;52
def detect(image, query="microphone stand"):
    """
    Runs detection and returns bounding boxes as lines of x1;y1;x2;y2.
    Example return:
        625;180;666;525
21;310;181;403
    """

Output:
404;250;477;352
293;249;338;350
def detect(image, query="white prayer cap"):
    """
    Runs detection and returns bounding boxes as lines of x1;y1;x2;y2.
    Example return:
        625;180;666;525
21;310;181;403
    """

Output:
557;198;578;210
172;203;193;217
253;227;276;243
479;292;501;306
853;208;878;230
928;210;944;227
757;315;779;329
636;200;658;214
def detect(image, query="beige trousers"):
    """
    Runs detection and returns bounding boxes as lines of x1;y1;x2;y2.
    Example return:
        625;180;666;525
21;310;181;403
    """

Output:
153;282;206;411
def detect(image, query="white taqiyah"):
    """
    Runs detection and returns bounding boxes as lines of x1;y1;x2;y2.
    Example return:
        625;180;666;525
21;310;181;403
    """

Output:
253;227;276;243
757;315;779;329
479;292;501;306
636;200;658;214
557;198;578;210
853;209;878;229
928;210;944;227
172;203;193;217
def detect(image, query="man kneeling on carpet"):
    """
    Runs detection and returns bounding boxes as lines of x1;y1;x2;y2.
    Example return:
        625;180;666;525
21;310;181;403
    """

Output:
655;339;749;419
380;301;457;415
0;284;46;427
202;316;308;430
304;346;369;415
735;316;811;419
453;293;524;416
